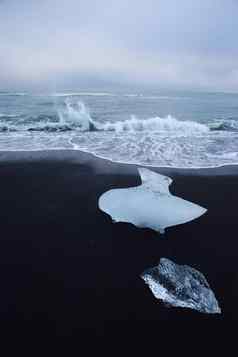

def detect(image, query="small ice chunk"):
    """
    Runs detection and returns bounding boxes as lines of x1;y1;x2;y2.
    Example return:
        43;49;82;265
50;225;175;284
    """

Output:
98;168;207;234
141;258;221;314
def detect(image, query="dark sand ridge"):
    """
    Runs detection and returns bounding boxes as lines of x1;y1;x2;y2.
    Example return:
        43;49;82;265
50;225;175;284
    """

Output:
0;150;237;346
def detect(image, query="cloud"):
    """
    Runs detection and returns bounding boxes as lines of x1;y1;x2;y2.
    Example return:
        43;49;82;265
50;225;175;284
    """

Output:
0;0;238;91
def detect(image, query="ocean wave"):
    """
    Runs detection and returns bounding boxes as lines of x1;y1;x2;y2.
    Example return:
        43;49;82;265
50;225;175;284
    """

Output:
50;92;116;97
0;125;17;132
0;113;21;118
208;119;238;132
18;116;208;134
123;94;192;100
0;100;237;136
0;92;27;96
100;115;208;134
57;99;209;135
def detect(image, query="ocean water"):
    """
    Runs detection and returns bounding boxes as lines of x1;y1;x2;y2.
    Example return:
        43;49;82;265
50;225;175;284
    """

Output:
0;90;238;168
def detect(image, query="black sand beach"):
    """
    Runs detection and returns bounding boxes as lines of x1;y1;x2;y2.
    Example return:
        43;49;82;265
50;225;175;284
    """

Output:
0;150;237;348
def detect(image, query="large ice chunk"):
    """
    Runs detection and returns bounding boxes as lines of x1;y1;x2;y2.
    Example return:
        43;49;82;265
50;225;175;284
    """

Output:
141;258;221;314
98;168;207;234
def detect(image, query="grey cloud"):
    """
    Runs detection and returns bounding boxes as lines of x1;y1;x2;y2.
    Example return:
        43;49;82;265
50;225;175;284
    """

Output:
0;0;238;91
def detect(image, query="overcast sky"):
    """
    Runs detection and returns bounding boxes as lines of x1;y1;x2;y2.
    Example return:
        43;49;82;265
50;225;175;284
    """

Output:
0;0;238;92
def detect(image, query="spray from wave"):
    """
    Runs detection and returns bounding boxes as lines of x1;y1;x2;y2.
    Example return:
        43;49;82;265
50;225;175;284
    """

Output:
57;99;96;131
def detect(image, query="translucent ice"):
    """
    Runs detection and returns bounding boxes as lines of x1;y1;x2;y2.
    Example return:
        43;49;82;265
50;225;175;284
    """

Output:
141;258;221;314
98;168;207;234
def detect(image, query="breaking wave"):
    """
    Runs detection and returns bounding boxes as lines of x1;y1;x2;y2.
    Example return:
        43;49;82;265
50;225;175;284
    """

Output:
208;119;238;132
47;99;210;135
0;99;237;135
100;115;209;134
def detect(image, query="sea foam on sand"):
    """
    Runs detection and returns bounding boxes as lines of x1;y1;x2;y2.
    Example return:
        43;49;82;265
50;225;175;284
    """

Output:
98;168;207;234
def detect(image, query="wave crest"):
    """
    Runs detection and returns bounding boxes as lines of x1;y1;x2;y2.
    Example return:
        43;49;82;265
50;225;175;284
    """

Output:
101;115;209;134
56;99;209;135
209;119;238;132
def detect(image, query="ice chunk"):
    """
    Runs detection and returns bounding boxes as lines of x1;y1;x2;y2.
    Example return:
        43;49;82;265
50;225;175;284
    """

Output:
98;168;206;234
141;258;221;314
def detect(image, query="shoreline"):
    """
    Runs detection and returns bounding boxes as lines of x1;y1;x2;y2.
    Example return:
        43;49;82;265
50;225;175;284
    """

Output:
0;148;238;176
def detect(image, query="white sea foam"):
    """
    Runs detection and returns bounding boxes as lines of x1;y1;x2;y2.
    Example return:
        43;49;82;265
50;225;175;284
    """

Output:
208;151;238;159
101;114;209;134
